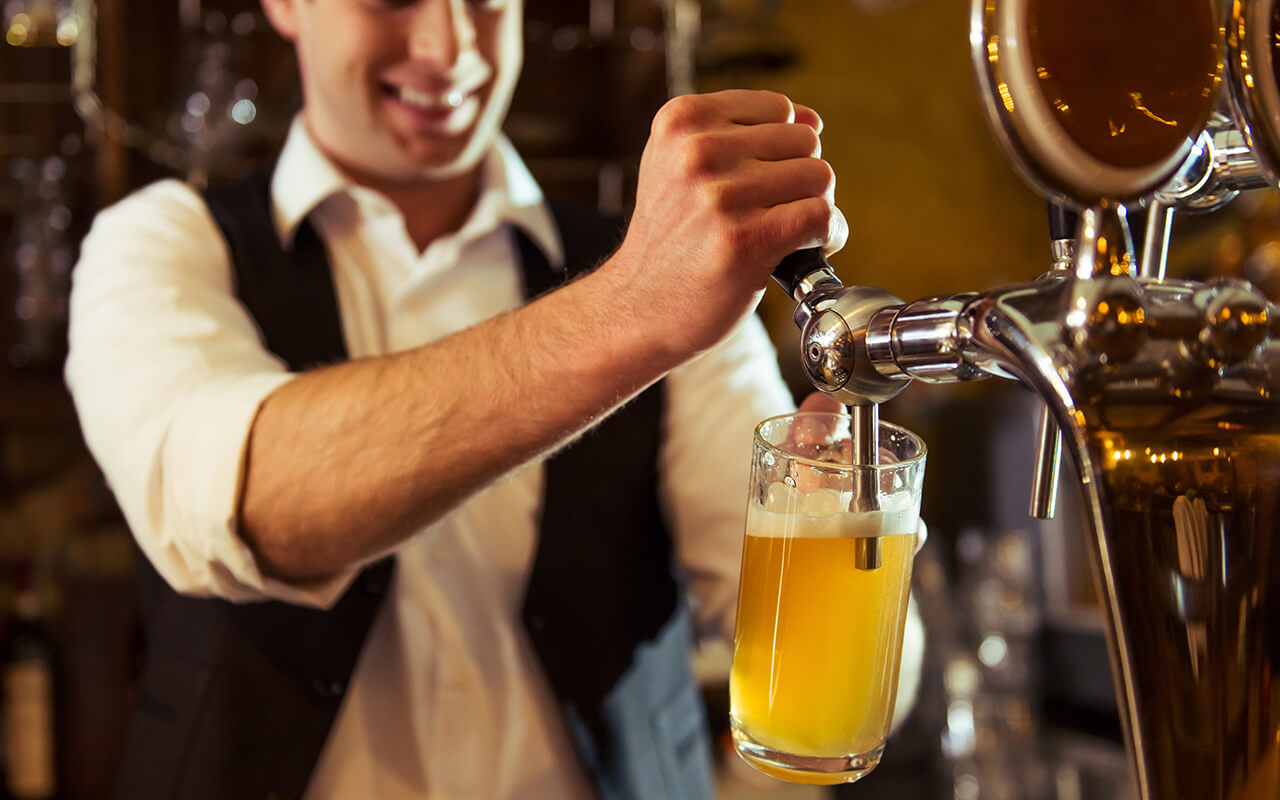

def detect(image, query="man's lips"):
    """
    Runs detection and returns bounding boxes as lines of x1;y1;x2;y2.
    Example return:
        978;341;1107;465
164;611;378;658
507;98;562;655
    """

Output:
383;82;469;112
379;81;484;136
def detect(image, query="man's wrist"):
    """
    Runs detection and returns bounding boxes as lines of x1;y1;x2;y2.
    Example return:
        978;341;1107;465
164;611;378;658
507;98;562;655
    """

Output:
558;250;687;380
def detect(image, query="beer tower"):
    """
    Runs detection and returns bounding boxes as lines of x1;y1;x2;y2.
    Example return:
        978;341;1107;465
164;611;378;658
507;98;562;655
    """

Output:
769;1;1280;798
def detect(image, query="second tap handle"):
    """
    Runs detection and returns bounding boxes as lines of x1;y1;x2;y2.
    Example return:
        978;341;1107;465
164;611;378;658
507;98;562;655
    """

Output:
772;248;839;302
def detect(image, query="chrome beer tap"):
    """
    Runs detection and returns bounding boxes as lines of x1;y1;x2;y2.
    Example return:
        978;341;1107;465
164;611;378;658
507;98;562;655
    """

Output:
775;194;1280;800
771;249;909;569
769;1;1280;798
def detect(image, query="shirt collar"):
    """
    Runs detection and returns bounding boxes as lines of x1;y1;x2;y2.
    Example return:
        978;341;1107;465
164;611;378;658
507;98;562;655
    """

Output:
270;116;564;271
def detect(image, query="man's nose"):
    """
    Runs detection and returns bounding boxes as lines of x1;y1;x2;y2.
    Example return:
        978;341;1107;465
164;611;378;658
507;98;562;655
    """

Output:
408;0;477;70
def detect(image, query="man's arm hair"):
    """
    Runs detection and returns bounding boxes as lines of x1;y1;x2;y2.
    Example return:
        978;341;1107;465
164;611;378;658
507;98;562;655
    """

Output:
238;261;678;579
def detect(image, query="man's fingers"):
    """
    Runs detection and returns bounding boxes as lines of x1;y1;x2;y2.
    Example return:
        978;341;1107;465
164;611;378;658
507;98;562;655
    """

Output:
661;89;797;127
788;394;846;457
798;392;843;413
721;89;796;125
715;157;834;212
793;103;823;133
757;196;847;262
718;122;822;162
822;205;849;258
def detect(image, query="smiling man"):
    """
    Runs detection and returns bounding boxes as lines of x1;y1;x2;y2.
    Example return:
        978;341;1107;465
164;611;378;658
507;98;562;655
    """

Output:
63;1;884;799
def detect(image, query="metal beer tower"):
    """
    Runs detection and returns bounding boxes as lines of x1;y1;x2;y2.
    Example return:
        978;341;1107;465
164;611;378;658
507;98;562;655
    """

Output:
771;2;1280;798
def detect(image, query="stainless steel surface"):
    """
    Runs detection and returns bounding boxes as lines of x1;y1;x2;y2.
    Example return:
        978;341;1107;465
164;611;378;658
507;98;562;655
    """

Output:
1151;119;1272;215
1032;233;1076;520
849;403;882;571
790;284;908;405
772;1;1280;797
1152;129;1218;207
1029;406;1062;519
790;266;843;328
1073;205;1135;281
878;297;980;384
1229;0;1280;189
1205;124;1270;192
784;258;1280;800
792;267;842;304
1137;202;1173;281
1050;240;1077;273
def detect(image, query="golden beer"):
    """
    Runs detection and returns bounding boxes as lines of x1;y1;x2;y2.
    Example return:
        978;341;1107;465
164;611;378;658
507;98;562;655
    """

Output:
730;413;925;785
730;492;918;784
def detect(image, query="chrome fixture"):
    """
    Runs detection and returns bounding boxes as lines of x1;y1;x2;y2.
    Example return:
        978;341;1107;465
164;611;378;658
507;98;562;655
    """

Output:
771;2;1280;798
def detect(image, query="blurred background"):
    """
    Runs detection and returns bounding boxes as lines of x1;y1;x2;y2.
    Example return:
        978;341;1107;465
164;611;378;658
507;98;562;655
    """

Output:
0;0;1276;797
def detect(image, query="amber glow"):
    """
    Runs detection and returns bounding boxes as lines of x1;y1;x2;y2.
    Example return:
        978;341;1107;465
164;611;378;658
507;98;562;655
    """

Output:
731;518;915;776
1026;0;1220;169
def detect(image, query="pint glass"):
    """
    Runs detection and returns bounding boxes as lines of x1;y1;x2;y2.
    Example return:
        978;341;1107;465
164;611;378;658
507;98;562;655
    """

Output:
729;412;925;784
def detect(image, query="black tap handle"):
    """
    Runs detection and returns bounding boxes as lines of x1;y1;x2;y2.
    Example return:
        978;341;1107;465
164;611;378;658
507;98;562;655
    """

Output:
771;247;833;299
1047;202;1079;241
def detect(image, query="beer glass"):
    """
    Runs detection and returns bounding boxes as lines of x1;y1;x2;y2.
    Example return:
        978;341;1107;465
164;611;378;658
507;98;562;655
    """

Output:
729;411;925;785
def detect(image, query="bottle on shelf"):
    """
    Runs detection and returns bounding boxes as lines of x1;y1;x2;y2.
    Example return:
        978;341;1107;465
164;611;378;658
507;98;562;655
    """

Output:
2;569;57;800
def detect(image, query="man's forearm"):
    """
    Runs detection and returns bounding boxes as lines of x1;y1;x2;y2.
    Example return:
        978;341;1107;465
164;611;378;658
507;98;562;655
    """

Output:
239;261;677;581
239;89;847;581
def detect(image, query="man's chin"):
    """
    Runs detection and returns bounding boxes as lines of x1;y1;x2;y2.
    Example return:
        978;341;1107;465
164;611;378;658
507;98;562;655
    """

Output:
412;158;479;182
387;138;488;182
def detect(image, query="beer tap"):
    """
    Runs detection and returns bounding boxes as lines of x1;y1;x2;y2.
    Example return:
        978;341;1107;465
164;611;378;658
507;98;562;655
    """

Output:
769;238;1085;529
1028;203;1077;519
764;1;1280;797
771;248;908;568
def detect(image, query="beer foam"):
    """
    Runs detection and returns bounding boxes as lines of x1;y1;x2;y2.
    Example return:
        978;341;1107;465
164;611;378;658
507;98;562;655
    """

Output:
748;483;919;539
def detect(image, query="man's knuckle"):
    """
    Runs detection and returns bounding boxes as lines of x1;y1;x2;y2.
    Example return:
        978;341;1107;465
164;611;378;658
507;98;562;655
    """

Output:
760;90;794;120
709;180;740;212
795;199;830;240
655;95;699;136
799;125;821;156
686;134;720;174
815;159;836;192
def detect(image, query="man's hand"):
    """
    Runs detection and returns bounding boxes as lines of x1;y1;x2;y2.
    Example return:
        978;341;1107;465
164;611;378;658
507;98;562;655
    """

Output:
602;90;848;361
224;91;850;583
797;391;843;413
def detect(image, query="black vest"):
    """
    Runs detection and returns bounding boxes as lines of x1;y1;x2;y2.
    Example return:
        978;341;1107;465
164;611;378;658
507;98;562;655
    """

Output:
111;169;715;800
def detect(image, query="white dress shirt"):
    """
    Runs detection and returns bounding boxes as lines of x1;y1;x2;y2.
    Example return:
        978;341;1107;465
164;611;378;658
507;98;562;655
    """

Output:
66;119;798;799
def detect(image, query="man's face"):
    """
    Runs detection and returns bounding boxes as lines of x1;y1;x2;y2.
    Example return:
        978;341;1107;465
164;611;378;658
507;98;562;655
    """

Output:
267;0;523;183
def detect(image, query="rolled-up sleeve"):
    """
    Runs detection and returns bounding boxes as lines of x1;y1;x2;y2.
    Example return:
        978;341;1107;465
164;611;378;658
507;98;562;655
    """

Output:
65;179;356;607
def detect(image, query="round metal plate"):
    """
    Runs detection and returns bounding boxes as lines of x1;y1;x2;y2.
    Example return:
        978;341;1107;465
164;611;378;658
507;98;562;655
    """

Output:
971;0;1222;206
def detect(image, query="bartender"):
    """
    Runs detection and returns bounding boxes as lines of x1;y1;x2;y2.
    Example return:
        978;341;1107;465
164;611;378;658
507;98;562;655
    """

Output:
64;0;922;797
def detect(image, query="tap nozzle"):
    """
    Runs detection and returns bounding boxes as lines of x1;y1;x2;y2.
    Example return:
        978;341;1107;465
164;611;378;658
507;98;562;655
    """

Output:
849;401;883;570
771;249;911;406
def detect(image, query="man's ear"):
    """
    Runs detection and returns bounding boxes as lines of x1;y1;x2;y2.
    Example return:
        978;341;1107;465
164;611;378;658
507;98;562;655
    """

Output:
261;0;300;41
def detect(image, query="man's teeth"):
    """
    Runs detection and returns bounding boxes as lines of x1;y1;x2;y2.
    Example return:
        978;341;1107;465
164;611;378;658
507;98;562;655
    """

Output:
398;86;466;110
